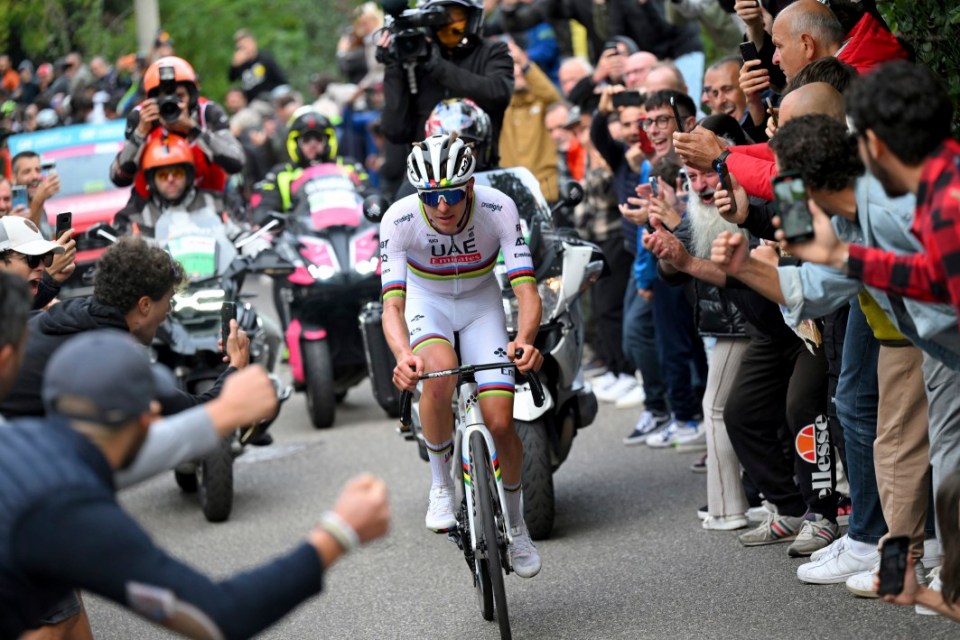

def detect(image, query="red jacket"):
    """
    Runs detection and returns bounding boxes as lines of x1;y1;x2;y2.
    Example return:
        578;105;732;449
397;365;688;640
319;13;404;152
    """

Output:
837;12;908;75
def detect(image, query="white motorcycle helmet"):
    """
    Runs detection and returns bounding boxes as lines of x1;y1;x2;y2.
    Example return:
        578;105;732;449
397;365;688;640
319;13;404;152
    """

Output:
406;132;476;191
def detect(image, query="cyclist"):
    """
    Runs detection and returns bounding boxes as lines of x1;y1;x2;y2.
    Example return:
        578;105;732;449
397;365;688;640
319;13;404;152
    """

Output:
379;132;544;578
251;105;366;224
110;56;245;213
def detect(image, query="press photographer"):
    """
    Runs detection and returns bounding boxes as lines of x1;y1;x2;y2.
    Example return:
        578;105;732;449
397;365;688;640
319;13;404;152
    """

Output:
377;0;513;181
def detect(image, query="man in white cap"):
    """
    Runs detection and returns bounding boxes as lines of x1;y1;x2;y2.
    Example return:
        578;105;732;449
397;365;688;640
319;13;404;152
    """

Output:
0;215;74;307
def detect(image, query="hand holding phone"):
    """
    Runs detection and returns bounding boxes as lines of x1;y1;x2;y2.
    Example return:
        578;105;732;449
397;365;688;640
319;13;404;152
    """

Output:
55;212;73;240
649;176;660;198
714;162;736;217
877;536;910;596
221;302;237;355
739;41;760;63
772;172;814;243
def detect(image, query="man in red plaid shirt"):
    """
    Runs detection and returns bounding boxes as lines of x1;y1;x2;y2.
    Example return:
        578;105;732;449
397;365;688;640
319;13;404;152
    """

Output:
779;62;960;327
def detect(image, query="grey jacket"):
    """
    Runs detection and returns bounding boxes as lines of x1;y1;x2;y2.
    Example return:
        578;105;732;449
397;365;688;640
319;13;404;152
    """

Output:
778;177;960;370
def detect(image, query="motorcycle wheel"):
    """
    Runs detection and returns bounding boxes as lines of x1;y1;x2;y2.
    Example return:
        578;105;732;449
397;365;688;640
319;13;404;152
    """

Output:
304;340;336;429
198;438;234;523
174;469;198;493
517;419;555;540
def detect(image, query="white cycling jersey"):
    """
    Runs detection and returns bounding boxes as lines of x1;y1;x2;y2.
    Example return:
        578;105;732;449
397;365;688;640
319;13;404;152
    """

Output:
379;185;536;399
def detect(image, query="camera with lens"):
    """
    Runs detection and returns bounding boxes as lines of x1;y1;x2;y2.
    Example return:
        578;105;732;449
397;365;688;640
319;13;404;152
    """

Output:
156;95;182;123
378;0;448;65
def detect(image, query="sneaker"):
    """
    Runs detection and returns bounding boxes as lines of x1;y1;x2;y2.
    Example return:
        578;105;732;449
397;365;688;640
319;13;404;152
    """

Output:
690;453;707;473
595;373;639;403
697;504;709;521
703;514;749;531
509;525;541;578
425;484;457;531
591;370;617;389
917;566;941;615
787;515;841;557
746;502;775;525
738;511;805;547
673;420;706;452
645;420;681;448
846;558;926;599
811;534;845;562
796;536;878;584
582;358;608;379
614;383;645;409
623;411;671;445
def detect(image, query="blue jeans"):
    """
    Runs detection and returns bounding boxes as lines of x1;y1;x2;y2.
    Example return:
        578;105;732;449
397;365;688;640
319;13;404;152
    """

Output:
622;271;668;414
651;279;707;421
835;299;885;544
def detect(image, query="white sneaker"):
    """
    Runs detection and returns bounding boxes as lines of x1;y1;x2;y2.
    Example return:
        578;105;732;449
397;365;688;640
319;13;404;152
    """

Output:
810;533;845;562
645;420;680;448
796;536;879;584
846;567;880;598
595;373;639;403
509;525;541;578
673;420;706;452
425;484;457;531
614;382;645;409
917;566;941;616
590;371;617;389
623;411;672;445
746;502;775;525
702;514;749;531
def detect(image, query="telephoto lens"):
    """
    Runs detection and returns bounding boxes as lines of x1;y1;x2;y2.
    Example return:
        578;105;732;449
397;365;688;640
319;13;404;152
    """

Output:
157;96;181;123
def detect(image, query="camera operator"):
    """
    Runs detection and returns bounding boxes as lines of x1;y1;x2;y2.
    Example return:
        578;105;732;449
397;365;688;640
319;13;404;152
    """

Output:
109;56;245;215
377;0;513;193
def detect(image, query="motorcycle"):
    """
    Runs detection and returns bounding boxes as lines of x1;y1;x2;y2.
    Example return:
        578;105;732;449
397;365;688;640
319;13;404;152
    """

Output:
148;204;292;523
269;164;383;429
362;167;605;540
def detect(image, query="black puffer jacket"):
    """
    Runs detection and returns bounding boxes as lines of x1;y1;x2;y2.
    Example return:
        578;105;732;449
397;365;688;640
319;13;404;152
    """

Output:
0;297;232;418
658;218;748;338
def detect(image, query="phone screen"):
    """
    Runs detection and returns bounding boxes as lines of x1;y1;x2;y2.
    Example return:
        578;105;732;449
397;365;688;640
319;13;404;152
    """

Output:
877;536;910;596
649;176;659;198
11;185;28;209
773;174;814;243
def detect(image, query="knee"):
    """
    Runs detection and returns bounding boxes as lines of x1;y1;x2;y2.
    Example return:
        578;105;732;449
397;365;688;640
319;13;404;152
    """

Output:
421;378;456;406
486;416;517;442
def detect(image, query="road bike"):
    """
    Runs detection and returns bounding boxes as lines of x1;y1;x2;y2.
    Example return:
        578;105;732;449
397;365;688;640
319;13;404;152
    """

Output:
399;352;544;640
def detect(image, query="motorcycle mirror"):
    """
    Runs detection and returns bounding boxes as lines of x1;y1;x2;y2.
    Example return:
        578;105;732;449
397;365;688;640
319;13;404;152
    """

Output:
86;222;119;243
560;180;584;208
362;195;389;223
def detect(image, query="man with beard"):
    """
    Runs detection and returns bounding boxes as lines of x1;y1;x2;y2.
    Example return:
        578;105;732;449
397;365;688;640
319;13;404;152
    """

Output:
644;135;837;555
0;330;391;639
641;154;753;529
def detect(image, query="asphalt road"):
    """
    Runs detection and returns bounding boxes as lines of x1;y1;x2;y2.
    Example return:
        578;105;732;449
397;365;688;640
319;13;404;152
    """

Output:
85;371;957;639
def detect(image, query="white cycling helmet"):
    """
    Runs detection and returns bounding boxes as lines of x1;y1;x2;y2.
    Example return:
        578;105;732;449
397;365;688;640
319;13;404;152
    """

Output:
406;132;476;190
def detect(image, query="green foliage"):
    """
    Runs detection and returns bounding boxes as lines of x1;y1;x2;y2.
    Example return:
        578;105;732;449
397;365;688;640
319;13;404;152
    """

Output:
0;0;366;103
878;0;960;136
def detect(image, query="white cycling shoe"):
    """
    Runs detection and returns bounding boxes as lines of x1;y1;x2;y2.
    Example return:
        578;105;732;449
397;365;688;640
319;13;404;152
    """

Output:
425;484;457;531
509;524;541;578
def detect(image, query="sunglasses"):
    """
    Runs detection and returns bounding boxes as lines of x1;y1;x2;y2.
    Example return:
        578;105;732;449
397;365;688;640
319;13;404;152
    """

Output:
156;167;187;181
418;187;467;207
15;252;54;269
300;131;326;143
438;19;468;38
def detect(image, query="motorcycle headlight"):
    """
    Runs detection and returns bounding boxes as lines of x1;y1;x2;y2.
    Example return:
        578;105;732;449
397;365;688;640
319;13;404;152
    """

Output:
354;256;379;275
538;276;562;322
307;264;337;280
172;288;226;316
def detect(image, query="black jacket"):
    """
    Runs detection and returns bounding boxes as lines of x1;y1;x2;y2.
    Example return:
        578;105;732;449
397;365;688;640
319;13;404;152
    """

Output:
608;0;702;60
381;39;514;167
0;297;231;418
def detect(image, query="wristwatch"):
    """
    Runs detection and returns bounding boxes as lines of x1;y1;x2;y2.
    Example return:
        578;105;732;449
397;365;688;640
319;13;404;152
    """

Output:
713;149;731;168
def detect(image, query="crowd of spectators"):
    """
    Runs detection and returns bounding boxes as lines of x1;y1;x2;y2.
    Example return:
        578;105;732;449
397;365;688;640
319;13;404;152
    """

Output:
3;0;960;634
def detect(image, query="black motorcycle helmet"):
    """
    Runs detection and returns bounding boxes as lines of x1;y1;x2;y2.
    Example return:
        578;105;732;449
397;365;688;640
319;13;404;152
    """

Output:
286;106;338;167
421;0;484;50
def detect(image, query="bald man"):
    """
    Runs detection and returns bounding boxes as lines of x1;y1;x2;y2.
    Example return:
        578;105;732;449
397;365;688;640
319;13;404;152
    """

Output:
771;0;844;83
778;81;845;126
623;52;658;91
643;61;688;95
702;57;747;123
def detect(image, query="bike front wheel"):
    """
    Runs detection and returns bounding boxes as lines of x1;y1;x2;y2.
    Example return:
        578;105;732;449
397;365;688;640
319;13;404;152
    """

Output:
471;430;511;640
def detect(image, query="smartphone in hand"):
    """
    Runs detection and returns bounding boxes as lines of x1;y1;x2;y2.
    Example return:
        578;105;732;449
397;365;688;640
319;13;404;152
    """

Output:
11;185;28;209
669;95;685;134
612;90;644;109
877;536;911;596
221;301;237;354
649;176;660;198
55;212;72;239
739;41;760;63
765;97;779;127
714;161;737;217
772;172;814;243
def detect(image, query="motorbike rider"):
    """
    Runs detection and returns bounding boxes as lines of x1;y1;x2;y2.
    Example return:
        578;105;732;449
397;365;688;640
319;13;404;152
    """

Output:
423;98;495;172
109;55;245;214
379;132;544;577
251;105;367;225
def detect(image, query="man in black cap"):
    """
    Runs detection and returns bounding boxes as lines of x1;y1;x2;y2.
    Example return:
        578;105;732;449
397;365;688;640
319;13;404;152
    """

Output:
0;330;391;639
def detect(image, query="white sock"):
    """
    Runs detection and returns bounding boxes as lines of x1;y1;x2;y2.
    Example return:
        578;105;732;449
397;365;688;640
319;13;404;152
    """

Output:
424;437;454;488
504;481;522;528
847;538;877;556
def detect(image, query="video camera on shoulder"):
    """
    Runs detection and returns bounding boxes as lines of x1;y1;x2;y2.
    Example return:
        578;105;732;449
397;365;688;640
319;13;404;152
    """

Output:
378;0;447;65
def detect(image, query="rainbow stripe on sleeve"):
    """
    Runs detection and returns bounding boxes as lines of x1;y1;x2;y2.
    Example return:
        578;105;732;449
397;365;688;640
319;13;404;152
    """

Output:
508;266;536;287
381;281;406;300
